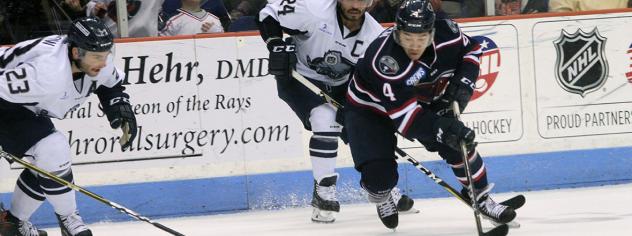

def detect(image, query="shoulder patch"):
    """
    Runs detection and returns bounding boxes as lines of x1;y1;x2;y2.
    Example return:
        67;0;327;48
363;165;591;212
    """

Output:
378;56;399;75
445;20;459;33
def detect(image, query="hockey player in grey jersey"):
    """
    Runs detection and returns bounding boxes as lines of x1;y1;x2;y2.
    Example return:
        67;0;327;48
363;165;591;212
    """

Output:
257;0;414;223
0;17;137;236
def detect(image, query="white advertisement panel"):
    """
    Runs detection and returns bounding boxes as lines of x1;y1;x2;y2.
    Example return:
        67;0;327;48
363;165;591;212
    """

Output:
461;24;524;143
51;36;304;171
533;15;632;138
55;39;203;163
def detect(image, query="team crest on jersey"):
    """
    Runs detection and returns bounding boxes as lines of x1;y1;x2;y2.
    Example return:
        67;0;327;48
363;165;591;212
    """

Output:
307;50;355;80
378;56;399;75
553;28;608;97
471;35;501;101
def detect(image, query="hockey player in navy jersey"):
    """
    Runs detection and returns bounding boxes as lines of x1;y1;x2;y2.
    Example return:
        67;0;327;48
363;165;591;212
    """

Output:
345;0;517;229
257;0;415;223
0;17;137;236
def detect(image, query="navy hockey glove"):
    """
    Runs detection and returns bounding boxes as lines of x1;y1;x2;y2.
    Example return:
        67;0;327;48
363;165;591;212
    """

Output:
267;37;297;79
438;76;475;116
102;95;137;150
434;117;476;153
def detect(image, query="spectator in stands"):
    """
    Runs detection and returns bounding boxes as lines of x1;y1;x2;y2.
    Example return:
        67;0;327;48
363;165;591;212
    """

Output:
522;0;549;14
462;0;486;17
440;0;464;18
496;0;522;15
87;0;164;37
549;0;628;12
427;0;485;18
222;0;264;32
159;0;224;36
369;0;401;23
0;3;7;44
0;1;54;44
161;0;231;31
226;15;257;32
224;0;266;19
59;0;91;20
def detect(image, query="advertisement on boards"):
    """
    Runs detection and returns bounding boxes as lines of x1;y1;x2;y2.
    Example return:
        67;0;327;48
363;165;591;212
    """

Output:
53;37;304;165
459;24;524;143
533;16;632;138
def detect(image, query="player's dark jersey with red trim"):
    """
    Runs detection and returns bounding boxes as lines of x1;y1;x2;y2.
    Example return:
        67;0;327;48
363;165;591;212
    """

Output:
346;18;482;140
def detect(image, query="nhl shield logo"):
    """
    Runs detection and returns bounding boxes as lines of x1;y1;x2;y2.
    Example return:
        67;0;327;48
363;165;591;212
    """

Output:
553;28;608;97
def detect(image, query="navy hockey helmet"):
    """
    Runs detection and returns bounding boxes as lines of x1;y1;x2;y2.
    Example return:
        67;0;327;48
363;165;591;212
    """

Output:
395;0;435;33
67;17;114;52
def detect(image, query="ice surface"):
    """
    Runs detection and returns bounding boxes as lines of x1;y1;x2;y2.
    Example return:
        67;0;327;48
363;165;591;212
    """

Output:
43;183;632;235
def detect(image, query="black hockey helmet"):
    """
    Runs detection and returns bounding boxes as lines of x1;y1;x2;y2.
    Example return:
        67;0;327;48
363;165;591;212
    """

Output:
395;0;435;33
67;17;114;52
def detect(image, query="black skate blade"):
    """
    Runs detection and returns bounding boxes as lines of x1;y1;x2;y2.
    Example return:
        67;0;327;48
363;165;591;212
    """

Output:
482;224;509;236
500;195;526;210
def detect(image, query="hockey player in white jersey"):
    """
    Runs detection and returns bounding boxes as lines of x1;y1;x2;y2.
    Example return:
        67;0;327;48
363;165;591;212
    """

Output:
0;17;137;236
159;0;224;36
257;0;415;223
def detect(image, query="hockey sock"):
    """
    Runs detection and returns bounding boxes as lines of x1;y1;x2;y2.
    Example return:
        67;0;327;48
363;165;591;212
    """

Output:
10;169;45;220
449;150;489;190
309;132;338;180
39;167;77;216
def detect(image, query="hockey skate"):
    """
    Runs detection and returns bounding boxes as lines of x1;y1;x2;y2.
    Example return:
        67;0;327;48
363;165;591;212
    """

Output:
390;187;419;214
56;211;92;236
0;203;47;236
461;185;516;225
311;174;340;223
461;184;522;228
375;193;398;229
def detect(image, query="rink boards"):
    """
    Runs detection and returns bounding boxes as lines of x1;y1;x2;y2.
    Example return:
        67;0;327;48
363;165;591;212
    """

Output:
1;10;632;226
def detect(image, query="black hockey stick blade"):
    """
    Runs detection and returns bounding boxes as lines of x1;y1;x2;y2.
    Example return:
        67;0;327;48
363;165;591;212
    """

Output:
501;194;526;210
483;224;509;236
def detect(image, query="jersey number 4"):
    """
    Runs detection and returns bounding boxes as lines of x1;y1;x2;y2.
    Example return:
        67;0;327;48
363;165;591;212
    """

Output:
3;68;30;94
383;83;396;101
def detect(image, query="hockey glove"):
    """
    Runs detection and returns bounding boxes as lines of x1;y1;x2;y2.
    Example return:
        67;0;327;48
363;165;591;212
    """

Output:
102;95;137;150
434;117;476;153
437;76;475;116
267;37;297;79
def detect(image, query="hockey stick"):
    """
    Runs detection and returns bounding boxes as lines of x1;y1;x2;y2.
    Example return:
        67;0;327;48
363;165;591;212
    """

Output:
452;102;508;236
291;70;509;235
0;149;185;236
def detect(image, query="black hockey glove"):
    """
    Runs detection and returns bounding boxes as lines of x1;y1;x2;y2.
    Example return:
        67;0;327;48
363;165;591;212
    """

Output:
267;37;297;79
102;94;137;150
434;117;476;153
436;76;475;116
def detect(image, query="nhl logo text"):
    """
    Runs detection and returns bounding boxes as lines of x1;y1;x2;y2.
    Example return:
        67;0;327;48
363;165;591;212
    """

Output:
553;28;608;97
